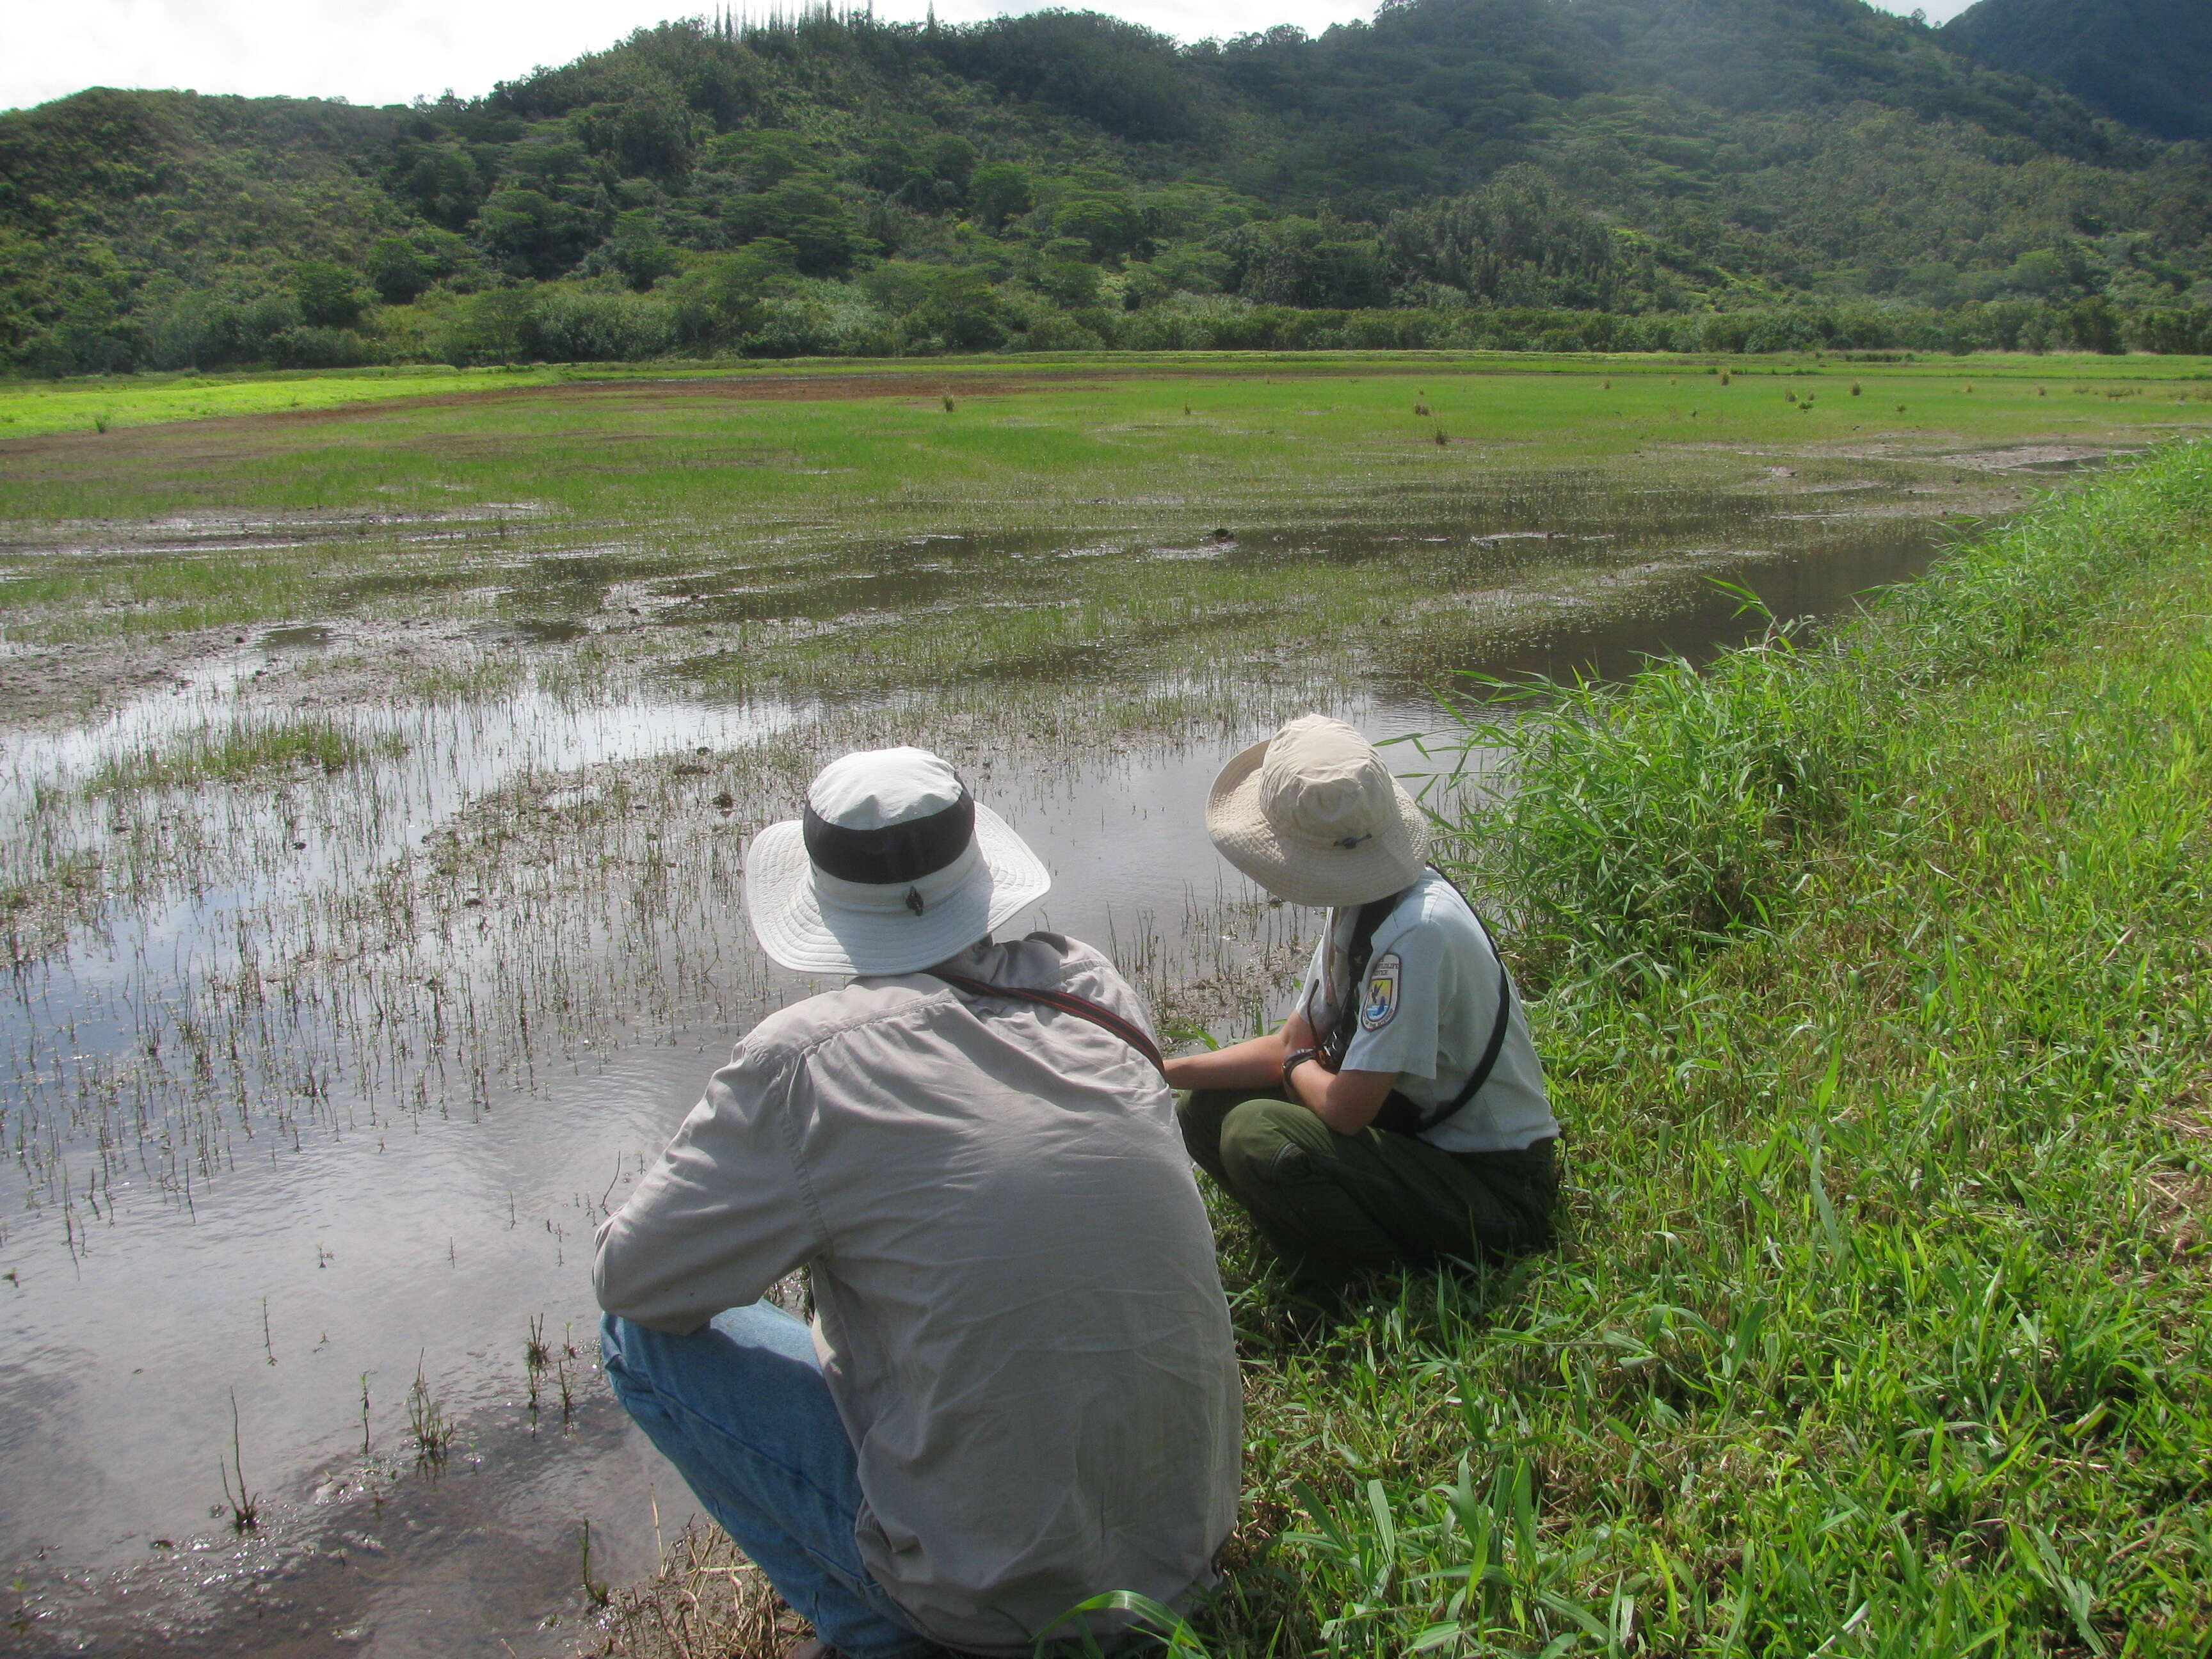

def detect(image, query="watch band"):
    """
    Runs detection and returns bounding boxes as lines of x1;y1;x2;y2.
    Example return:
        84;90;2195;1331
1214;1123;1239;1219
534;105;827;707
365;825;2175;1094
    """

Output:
1281;1046;1318;1099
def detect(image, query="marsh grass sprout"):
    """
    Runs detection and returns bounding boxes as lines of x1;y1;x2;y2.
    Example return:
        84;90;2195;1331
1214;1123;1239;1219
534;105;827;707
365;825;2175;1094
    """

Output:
408;1354;454;1464
556;1323;581;1423
581;1519;612;1609
525;1313;550;1419
217;1388;260;1533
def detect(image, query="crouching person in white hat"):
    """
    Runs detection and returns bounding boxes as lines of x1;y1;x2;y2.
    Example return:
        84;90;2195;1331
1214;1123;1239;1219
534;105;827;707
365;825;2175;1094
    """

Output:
1164;714;1560;1306
593;747;1240;1659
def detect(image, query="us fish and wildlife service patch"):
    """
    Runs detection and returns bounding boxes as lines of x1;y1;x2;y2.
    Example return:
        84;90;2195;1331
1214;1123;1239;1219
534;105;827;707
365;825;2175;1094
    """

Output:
1361;953;1401;1030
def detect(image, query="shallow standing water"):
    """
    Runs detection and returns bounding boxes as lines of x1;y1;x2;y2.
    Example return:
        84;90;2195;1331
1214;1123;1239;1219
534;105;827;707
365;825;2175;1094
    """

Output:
0;478;1971;1657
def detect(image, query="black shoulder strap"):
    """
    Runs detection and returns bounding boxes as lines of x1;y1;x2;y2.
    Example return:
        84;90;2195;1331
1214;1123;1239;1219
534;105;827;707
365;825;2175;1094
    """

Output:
1320;890;1405;1071
931;972;1167;1077
1436;903;1516;1121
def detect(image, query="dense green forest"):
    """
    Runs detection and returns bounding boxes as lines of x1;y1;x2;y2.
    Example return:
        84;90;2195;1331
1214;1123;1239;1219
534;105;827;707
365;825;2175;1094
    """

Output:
1944;0;2211;145
4;0;2211;374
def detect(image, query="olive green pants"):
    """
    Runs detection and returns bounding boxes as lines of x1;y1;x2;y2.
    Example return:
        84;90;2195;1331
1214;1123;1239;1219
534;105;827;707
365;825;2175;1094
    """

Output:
1177;1089;1558;1297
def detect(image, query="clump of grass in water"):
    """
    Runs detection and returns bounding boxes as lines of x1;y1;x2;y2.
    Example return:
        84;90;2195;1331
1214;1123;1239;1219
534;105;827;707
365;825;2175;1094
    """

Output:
525;1313;549;1420
407;1354;454;1465
556;1324;581;1423
84;717;403;795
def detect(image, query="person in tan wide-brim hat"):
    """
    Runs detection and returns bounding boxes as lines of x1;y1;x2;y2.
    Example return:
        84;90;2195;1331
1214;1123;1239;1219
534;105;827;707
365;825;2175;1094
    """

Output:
1166;714;1562;1306
1203;712;1432;908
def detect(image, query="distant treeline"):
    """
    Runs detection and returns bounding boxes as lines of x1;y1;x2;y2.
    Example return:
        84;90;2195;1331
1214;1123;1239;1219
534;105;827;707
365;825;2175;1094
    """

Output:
73;275;2212;373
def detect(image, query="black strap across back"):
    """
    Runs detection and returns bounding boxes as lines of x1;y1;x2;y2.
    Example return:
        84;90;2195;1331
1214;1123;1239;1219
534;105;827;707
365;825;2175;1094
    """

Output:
931;971;1168;1077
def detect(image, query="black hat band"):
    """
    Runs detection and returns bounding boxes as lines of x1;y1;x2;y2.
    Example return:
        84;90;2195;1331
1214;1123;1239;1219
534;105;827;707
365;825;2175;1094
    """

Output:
803;790;975;885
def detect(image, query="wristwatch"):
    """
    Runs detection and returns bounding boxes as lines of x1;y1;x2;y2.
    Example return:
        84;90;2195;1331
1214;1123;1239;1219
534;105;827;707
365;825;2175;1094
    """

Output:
1281;1046;1318;1098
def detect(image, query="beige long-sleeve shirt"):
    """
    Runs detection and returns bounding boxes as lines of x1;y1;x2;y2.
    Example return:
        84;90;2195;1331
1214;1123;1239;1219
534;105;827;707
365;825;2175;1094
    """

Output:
593;933;1242;1656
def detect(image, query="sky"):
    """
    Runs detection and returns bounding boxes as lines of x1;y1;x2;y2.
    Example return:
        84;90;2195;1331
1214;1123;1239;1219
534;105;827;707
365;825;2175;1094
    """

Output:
3;0;1984;116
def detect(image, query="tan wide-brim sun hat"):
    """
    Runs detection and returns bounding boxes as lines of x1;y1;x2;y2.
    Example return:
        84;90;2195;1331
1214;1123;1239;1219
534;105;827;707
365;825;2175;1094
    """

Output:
1206;714;1430;908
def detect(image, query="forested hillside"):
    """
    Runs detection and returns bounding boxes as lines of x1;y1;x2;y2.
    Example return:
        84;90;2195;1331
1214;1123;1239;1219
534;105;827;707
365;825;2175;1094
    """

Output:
1944;0;2212;144
5;0;2211;374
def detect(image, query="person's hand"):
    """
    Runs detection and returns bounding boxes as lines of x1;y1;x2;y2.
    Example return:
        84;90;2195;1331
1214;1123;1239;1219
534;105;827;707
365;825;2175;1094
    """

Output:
1163;1027;1288;1093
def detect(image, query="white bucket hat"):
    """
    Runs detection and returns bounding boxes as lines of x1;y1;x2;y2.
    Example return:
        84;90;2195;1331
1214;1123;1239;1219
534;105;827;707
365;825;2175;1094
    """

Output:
1205;714;1430;908
745;746;1052;976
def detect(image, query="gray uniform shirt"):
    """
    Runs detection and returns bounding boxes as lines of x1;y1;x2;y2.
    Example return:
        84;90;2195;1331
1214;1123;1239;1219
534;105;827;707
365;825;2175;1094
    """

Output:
593;933;1242;1656
1297;870;1559;1153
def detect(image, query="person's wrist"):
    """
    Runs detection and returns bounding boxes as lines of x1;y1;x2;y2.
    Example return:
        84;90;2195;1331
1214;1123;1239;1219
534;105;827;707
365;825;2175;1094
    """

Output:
1281;1047;1317;1098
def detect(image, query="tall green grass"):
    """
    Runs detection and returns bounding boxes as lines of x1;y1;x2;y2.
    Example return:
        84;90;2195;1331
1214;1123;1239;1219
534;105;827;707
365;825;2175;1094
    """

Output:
1436;451;2211;984
1174;443;2212;1656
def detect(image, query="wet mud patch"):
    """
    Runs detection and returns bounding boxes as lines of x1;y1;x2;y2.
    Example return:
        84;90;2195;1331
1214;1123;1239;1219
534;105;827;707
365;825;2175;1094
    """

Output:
1935;442;2133;472
0;502;550;557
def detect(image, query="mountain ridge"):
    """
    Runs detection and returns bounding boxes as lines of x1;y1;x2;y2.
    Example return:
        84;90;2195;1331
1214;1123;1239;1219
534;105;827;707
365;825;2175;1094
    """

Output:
4;0;2208;374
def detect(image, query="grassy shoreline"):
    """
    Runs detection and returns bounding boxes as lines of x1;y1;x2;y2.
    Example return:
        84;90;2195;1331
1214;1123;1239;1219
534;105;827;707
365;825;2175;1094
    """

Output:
600;442;2212;1655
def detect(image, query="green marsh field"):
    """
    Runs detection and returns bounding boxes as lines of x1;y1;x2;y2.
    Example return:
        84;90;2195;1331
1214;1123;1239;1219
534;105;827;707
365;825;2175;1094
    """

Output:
3;353;2211;1656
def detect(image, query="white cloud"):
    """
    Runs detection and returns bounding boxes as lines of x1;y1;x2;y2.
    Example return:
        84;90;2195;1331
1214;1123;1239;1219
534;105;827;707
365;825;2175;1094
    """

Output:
1861;0;1980;23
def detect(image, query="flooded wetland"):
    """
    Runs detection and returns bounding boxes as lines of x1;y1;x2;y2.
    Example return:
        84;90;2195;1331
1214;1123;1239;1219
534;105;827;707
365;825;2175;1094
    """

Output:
1;351;2204;1655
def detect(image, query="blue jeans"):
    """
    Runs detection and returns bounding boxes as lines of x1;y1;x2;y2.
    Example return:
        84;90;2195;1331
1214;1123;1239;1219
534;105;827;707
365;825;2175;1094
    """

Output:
601;1304;934;1659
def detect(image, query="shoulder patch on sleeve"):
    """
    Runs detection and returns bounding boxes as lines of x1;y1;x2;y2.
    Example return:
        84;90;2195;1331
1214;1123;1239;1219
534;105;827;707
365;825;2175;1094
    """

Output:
1360;952;1402;1031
